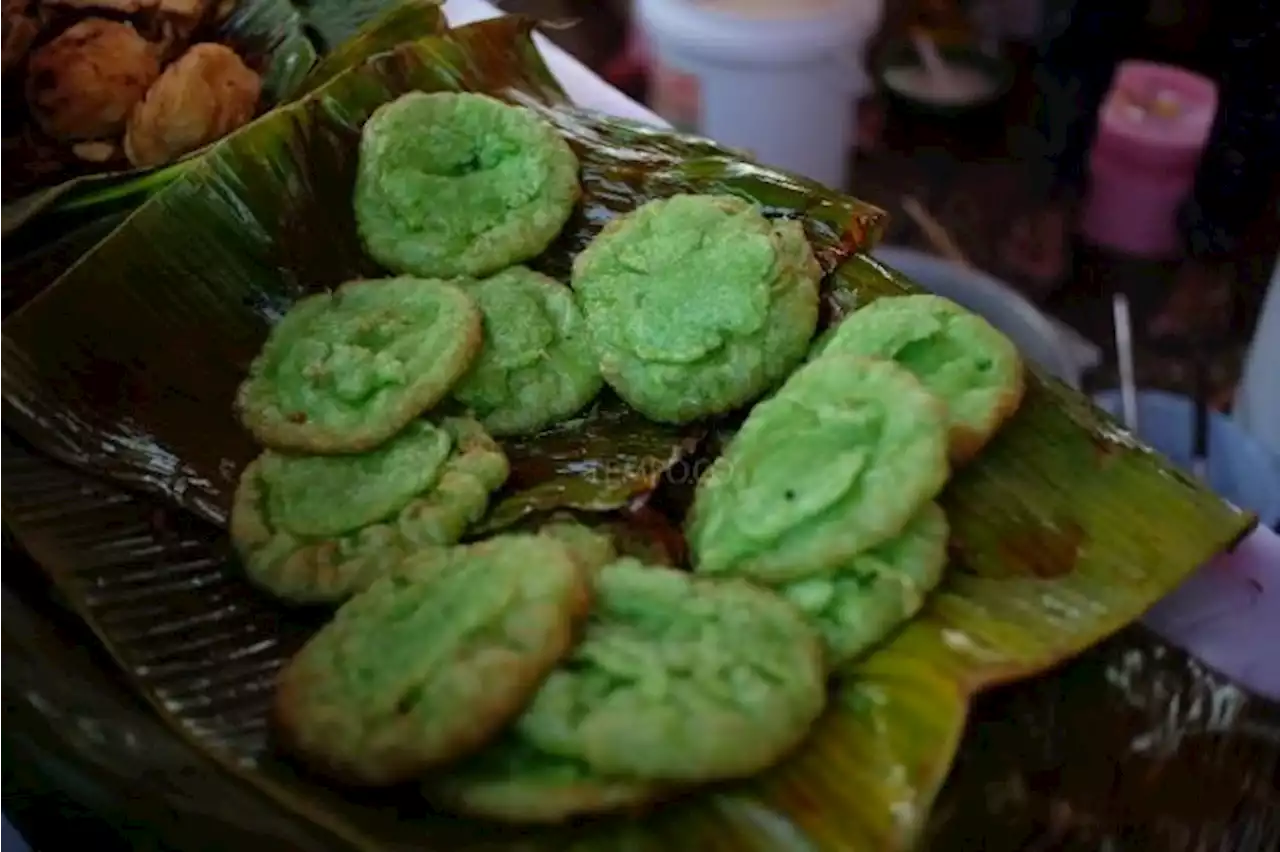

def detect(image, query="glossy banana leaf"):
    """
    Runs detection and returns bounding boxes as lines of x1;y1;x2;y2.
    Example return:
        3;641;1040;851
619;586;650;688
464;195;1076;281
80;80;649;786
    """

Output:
5;441;1274;852
0;0;447;238
0;16;1256;852
299;0;454;92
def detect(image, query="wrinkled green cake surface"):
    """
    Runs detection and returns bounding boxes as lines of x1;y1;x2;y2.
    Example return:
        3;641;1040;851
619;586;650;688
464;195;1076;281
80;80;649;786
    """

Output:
781;502;949;666
452;266;602;436
274;533;589;786
571;194;821;423
235;276;481;453
354;92;580;278
516;559;827;782
688;355;950;583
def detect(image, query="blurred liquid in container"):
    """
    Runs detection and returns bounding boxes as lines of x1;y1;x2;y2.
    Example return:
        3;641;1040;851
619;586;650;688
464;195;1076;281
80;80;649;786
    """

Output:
636;0;883;189
1080;60;1218;258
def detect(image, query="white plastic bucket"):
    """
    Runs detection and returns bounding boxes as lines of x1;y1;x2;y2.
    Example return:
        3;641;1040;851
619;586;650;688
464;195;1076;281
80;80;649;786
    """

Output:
635;0;881;189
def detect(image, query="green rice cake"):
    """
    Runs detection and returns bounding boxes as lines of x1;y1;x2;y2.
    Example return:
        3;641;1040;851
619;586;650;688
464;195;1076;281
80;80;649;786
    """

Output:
235;277;481;454
813;294;1024;461
781;503;949;668
452;267;602;436
571;194;820;423
517;559;826;782
274;533;591;786
427;732;660;824
536;516;618;574
231;418;509;604
355;92;580;278
687;355;949;583
388;517;615;586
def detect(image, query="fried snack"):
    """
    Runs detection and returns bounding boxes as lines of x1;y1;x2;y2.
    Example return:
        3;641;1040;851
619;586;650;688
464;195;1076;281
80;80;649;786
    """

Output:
25;18;160;141
38;0;198;11
2;0;41;75
41;0;145;10
517;560;826;782
813;294;1025;462
572;194;821;423
274;533;591;786
781;503;949;668
428;732;660;824
235;277;482;454
354;92;580;278
124;42;260;168
231;418;510;604
452;267;602;436
687;355;949;583
42;0;217;56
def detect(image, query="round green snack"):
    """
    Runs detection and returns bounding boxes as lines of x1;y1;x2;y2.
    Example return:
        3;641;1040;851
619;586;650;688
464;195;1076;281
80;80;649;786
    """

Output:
517;559;826;782
231;418;509;604
235;277;481;454
354;92;580;279
687;355;950;583
427;732;660;824
452;267;602;436
274;533;592;786
780;503;949;668
572;194;821;423
812;294;1025;462
536;516;618;574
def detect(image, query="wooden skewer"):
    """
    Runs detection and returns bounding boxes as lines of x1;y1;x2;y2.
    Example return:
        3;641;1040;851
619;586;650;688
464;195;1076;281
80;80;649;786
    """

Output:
901;195;971;267
1110;293;1140;433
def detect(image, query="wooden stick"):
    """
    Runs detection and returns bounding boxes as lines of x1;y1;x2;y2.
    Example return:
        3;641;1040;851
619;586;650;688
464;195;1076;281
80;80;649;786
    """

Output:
901;195;971;267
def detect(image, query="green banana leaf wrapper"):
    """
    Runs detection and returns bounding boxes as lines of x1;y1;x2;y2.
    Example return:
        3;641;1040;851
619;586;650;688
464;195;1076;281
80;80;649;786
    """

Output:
0;0;448;238
0;17;1258;852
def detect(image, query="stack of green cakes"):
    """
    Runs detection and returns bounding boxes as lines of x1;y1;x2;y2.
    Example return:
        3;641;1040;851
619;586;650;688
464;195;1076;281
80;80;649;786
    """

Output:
275;526;829;822
687;294;1026;667
224;88;1029;823
230;276;514;604
231;92;604;605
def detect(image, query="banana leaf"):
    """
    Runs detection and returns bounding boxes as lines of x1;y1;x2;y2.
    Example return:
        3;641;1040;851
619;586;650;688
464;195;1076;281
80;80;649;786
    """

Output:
5;442;1274;852
8;501;1278;852
0;0;447;238
0;16;1256;852
298;0;454;92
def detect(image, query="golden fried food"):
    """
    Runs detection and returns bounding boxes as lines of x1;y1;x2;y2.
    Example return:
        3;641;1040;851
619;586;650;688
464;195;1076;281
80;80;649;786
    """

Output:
24;18;160;141
40;0;152;12
39;0;209;17
2;0;41;74
39;0;216;58
124;42;259;168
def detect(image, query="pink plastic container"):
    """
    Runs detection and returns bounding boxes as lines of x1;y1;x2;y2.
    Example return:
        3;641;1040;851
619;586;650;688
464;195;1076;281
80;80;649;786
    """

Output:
1080;61;1218;258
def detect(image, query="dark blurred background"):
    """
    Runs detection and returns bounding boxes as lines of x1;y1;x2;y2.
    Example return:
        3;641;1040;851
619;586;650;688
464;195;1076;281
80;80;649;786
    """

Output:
499;0;1279;410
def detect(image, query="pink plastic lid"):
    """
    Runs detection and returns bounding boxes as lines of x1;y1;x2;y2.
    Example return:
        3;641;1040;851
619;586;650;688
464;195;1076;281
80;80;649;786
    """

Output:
1095;60;1218;169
